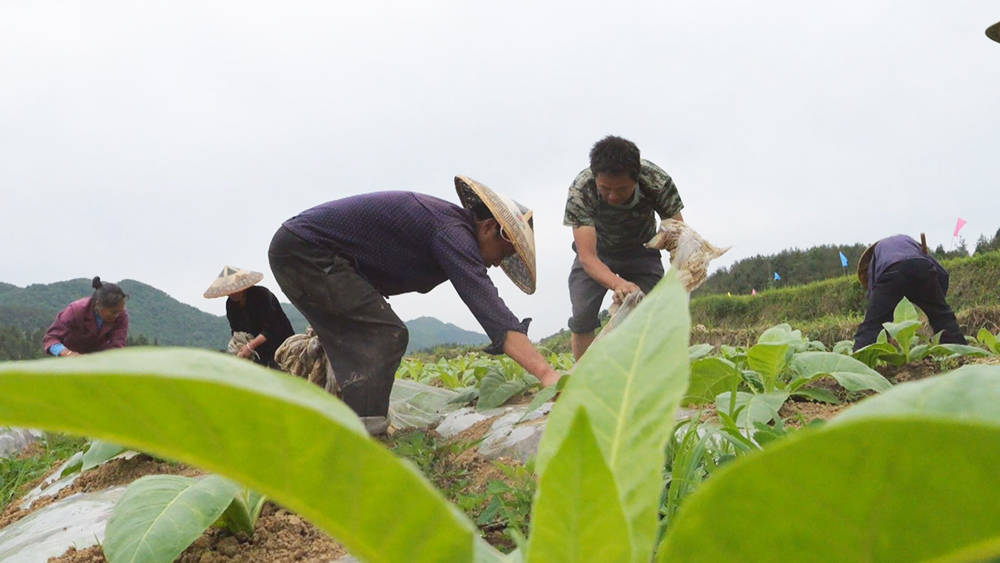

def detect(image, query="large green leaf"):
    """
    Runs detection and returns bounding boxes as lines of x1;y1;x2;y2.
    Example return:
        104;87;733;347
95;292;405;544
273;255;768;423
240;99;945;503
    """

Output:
831;364;1000;426
658;419;1000;562
745;343;789;390
714;391;788;433
0;348;480;562
683;357;741;406
477;367;534;410
659;364;1000;562
526;409;631;562
534;273;690;562
789;352;891;393
105;474;239;563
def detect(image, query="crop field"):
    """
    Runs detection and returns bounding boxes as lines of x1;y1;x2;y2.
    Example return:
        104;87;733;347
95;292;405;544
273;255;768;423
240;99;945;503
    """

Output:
0;274;999;562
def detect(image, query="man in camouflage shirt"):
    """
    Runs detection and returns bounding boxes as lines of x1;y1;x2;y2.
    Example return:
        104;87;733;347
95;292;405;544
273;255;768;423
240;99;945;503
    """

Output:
564;135;684;359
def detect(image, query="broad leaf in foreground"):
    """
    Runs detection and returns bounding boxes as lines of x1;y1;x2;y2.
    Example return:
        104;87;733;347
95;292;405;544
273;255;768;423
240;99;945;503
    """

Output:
105;475;239;563
0;349;480;563
658;419;1000;562
534;273;690;562
526;408;630;562
658;365;1000;562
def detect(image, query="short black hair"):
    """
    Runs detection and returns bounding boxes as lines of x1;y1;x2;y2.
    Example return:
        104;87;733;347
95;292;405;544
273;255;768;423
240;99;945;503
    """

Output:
589;135;641;181
469;201;495;221
91;276;128;309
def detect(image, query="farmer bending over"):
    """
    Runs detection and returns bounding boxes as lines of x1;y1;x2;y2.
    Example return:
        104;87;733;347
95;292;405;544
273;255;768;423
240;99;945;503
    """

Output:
853;234;966;351
203;266;295;369
564;135;685;360
43;277;129;356
268;177;561;435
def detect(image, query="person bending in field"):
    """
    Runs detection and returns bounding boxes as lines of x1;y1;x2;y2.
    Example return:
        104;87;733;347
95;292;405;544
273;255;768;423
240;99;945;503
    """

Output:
564;135;685;360
853;234;966;351
203;266;295;369
43;277;129;356
268;177;562;435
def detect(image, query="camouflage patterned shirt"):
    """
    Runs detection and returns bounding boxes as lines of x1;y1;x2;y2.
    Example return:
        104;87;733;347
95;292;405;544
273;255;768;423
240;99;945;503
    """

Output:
563;159;684;255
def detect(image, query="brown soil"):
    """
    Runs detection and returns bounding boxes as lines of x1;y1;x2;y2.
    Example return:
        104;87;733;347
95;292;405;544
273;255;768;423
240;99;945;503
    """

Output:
0;454;202;530
37;420;525;562
49;502;347;563
779;401;850;426
0;450;347;563
878;357;942;383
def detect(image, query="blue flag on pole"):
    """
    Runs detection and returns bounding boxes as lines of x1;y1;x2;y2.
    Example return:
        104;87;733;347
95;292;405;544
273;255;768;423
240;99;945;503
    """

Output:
839;251;848;268
774;272;781;281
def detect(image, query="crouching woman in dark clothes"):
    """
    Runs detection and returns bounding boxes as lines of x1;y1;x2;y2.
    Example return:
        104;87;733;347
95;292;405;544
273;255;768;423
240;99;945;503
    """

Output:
204;266;295;369
853;234;966;351
43;277;129;357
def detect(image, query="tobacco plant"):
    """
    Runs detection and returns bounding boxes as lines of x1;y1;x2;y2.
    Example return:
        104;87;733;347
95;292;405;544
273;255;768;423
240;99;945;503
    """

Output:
852;298;994;367
0;274;999;562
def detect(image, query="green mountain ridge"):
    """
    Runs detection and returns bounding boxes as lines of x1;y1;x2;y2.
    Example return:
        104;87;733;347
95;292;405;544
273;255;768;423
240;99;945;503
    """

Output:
0;279;487;354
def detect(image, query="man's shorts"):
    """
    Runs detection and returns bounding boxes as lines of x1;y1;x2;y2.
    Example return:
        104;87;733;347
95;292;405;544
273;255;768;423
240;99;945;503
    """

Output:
567;247;664;334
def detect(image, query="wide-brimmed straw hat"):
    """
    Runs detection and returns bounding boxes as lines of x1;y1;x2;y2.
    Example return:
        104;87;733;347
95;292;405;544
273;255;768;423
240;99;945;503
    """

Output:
203;266;264;298
454;176;537;294
856;243;878;289
988;21;1000;43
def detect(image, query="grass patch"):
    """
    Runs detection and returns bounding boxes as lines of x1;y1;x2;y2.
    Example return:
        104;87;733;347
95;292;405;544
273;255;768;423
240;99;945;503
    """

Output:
389;430;534;551
0;432;87;511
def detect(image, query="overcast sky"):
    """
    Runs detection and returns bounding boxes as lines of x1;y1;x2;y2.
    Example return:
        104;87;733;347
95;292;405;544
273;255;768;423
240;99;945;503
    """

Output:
2;1;998;339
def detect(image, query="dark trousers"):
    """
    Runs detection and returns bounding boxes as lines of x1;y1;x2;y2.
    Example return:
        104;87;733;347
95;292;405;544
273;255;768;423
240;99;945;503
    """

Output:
853;258;965;351
268;226;407;417
567;247;664;334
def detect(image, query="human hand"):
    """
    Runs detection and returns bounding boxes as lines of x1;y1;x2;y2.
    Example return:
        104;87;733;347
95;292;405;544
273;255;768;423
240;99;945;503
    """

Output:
612;279;641;304
60;348;79;357
539;368;565;388
237;345;254;359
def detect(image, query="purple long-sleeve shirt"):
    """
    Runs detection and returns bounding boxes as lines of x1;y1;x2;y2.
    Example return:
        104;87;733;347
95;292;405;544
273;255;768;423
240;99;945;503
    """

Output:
869;234;949;295
42;297;129;354
282;191;528;352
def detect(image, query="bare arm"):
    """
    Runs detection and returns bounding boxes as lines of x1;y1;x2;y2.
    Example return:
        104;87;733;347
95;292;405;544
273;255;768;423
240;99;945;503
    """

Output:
503;331;562;387
573;226;640;301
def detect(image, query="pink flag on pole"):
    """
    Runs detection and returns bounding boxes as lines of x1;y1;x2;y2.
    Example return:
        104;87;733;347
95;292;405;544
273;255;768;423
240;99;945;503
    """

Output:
751;288;757;296
954;217;967;237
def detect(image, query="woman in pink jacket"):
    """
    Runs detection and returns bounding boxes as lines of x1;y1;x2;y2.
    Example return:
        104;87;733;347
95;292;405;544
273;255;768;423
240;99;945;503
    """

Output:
43;277;129;356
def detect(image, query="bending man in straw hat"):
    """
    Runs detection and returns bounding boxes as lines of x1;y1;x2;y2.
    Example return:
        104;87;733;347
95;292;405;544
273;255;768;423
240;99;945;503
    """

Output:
204;266;295;368
268;177;562;435
853;234;966;351
564;135;685;360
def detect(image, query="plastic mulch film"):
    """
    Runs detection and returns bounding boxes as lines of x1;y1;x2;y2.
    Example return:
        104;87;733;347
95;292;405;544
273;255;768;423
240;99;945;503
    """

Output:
388;379;464;430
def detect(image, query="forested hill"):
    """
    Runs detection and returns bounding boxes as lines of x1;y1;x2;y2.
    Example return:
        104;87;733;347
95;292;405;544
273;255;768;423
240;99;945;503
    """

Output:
0;279;242;349
695;229;1000;296
404;316;490;353
0;279;487;359
694;244;868;296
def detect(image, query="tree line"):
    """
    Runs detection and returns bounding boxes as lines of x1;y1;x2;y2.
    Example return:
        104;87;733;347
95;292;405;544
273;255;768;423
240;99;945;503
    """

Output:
695;228;1000;296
